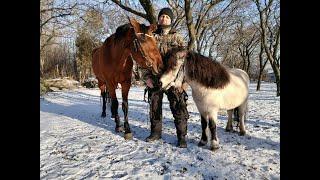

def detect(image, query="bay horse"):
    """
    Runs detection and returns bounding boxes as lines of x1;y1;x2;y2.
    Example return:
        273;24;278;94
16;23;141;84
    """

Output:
92;18;163;140
159;48;249;151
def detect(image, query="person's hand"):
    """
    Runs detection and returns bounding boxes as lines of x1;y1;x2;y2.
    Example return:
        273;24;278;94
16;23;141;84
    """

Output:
146;78;154;88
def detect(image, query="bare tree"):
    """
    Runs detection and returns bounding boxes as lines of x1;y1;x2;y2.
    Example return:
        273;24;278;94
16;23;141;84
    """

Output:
236;24;259;75
253;0;280;96
107;0;157;24
40;0;79;77
256;40;269;90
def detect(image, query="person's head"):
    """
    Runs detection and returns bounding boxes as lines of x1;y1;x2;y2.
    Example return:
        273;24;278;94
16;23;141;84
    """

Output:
158;8;174;26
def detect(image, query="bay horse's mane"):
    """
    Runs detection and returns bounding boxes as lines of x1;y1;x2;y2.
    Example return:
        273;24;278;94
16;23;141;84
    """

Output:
113;23;149;42
164;47;230;89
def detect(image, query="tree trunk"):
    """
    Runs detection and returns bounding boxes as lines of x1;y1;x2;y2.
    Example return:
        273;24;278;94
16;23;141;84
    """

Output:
255;0;280;96
73;58;79;81
256;69;262;91
139;0;157;24
271;63;280;96
185;0;197;51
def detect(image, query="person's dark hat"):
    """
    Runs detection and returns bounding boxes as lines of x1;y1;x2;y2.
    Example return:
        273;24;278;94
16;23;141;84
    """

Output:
158;7;174;22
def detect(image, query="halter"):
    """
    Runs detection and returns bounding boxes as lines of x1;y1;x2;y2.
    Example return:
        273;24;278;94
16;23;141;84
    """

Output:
132;32;154;68
173;57;186;87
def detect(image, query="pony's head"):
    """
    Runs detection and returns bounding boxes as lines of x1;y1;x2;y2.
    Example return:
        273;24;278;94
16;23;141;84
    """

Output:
159;48;188;90
126;18;163;75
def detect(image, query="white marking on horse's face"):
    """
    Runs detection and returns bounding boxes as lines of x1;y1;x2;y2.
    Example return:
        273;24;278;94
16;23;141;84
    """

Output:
160;57;185;90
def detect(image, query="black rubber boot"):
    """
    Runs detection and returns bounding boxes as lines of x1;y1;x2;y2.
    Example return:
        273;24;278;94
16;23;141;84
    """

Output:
146;88;163;142
166;87;189;148
174;118;188;148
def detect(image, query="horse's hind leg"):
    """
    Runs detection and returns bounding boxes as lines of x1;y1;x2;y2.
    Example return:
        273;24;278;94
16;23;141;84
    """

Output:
238;101;248;136
226;110;233;132
98;81;107;117
121;82;133;140
101;90;107;117
198;115;208;146
106;90;111;103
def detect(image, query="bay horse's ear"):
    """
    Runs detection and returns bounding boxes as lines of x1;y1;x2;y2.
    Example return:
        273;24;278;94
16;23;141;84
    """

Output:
149;24;157;33
128;17;140;33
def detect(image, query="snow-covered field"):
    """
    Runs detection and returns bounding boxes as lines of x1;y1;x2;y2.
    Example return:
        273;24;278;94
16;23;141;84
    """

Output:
40;83;280;179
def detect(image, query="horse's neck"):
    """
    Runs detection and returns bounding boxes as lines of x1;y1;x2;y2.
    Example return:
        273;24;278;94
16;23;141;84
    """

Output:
111;40;131;65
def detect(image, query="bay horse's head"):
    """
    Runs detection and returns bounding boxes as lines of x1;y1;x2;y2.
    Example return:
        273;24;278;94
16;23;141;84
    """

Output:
127;18;163;75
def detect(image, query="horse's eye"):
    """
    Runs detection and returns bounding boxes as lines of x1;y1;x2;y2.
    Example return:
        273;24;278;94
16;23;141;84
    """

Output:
138;34;146;42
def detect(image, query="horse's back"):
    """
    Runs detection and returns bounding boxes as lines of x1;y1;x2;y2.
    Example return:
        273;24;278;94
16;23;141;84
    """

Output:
228;68;250;86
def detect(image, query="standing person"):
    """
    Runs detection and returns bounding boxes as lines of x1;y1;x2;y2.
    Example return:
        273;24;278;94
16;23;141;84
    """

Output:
142;7;189;148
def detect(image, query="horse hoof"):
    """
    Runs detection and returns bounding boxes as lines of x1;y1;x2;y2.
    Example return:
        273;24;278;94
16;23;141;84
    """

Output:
115;126;124;133
124;133;133;140
101;112;106;118
239;131;246;136
179;143;187;148
225;128;233;132
211;145;220;151
198;140;207;147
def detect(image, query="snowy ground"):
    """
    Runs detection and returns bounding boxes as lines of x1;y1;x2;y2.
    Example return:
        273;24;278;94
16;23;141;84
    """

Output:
40;83;280;179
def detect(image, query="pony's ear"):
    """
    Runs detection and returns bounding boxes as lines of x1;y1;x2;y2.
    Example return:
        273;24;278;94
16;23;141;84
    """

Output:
149;24;157;33
128;18;140;33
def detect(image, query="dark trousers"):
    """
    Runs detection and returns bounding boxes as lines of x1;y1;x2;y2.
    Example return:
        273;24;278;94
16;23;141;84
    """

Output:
148;86;189;141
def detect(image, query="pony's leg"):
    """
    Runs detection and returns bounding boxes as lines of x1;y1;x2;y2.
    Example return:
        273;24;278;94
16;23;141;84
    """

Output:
198;115;208;146
226;110;234;132
108;86;123;132
208;111;220;151
121;82;133;140
238;102;247;136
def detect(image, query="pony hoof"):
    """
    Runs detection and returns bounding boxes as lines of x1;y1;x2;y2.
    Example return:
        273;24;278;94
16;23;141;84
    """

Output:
239;131;246;136
198;140;207;147
124;133;133;140
211;145;220;151
225;128;233;132
115;126;124;133
101;112;106;117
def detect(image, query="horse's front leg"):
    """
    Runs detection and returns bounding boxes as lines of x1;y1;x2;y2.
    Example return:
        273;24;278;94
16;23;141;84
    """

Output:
238;102;247;136
198;115;208;146
209;111;220;151
121;82;133;140
108;85;123;132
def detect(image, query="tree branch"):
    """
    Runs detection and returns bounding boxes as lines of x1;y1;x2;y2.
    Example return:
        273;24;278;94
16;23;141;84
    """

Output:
110;0;148;21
